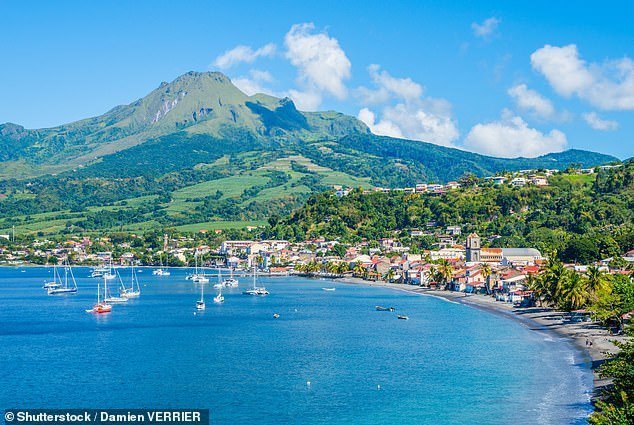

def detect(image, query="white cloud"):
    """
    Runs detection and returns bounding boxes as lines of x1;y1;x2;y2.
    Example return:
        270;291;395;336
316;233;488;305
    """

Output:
231;69;277;96
213;43;276;70
507;84;556;119
356;66;459;147
464;110;567;158
356;64;423;104
531;44;634;110
471;17;501;38
358;108;404;138
284;23;351;106
287;89;322;111
582;112;619;131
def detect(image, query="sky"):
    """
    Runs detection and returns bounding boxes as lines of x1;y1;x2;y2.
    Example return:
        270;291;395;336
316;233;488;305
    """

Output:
1;0;633;159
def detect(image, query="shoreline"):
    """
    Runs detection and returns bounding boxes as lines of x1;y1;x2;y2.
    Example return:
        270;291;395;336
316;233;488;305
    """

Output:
337;277;626;398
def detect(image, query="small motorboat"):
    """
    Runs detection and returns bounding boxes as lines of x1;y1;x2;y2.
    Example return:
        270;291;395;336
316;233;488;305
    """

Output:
376;306;395;312
397;315;409;320
273;313;280;319
322;287;336;291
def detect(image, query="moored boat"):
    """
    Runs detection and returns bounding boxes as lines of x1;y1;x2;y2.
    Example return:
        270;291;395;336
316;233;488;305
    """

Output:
242;266;268;296
376;306;395;312
196;279;206;310
86;280;112;314
47;261;78;295
120;265;141;298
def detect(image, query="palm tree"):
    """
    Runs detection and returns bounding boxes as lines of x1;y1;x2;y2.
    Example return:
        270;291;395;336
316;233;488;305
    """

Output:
563;272;588;311
337;262;349;275
586;266;608;301
353;261;366;278
480;263;493;295
542;258;568;306
437;259;454;290
307;261;320;274
325;261;338;274
424;265;437;287
384;268;396;283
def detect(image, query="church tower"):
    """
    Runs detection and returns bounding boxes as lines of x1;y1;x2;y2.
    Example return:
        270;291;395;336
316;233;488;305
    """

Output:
466;233;481;262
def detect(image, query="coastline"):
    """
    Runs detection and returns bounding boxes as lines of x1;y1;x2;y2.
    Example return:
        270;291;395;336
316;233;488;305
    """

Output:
338;277;626;398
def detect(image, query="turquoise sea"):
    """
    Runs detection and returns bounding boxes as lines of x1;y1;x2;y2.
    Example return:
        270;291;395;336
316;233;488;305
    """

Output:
0;267;593;424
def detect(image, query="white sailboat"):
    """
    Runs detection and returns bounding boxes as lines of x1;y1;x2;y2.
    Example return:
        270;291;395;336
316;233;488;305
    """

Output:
120;264;141;298
47;261;78;295
103;260;116;280
90;263;109;278
153;252;171;276
191;251;209;283
103;271;128;303
222;267;239;287
213;269;224;288
196;279;206;310
213;283;224;304
43;264;61;289
242;265;268;296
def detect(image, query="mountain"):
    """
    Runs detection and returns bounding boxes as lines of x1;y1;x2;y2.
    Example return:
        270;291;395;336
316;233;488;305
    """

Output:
0;71;620;235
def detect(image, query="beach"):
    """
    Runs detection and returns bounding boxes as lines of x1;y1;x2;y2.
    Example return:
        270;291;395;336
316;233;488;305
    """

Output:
339;277;627;397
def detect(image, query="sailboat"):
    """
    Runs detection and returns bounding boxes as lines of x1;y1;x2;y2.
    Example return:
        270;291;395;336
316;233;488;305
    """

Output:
90;264;109;278
103;271;128;303
213;269;224;288
213;283;224;304
242;265;269;296
47;261;78;295
153;252;171;276
120;264;141;298
222;267;239;287
86;279;112;314
196;279;206;310
43;265;61;289
103;260;116;280
191;251;209;283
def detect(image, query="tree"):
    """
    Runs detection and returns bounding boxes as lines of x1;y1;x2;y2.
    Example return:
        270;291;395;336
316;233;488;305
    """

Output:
353;261;366;278
562;272;588;311
586;266;609;301
437;259;454;289
337;262;349;274
384;268;396;283
480;263;492;295
590;327;634;424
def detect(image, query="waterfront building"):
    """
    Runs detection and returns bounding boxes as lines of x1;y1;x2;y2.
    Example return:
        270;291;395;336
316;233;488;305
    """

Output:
465;233;481;262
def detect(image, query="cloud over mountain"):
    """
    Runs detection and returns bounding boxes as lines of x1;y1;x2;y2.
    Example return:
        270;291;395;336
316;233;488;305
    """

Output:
356;66;459;147
213;44;276;70
465;110;567;158
284;23;351;110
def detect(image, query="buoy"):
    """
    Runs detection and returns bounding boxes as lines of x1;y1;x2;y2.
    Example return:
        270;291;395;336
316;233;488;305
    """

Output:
377;384;381;390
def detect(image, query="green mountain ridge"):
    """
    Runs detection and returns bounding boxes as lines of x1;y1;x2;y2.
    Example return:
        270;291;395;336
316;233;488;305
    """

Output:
0;71;621;235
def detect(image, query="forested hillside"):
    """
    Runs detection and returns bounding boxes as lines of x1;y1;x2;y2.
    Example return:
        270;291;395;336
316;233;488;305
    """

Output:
268;162;634;263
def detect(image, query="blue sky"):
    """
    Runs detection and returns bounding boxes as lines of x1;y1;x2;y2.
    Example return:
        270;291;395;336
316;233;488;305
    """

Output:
1;0;633;159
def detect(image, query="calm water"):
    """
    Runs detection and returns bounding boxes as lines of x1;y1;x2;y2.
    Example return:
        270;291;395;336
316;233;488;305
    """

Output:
0;267;593;424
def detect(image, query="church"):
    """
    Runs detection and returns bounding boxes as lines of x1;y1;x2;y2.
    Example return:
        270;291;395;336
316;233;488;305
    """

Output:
466;233;542;266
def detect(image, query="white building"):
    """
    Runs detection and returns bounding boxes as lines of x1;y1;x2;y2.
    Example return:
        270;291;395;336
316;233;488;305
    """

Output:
510;177;527;187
